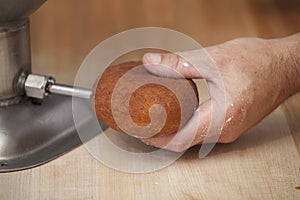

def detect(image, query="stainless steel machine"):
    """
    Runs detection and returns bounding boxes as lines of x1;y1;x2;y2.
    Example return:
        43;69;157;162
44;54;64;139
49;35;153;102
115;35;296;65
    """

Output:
0;0;104;172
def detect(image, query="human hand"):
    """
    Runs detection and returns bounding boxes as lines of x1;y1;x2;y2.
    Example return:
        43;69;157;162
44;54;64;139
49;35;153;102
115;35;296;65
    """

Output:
140;34;300;152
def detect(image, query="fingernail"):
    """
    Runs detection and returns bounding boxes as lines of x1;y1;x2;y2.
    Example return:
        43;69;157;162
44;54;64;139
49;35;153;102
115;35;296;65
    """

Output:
145;53;161;64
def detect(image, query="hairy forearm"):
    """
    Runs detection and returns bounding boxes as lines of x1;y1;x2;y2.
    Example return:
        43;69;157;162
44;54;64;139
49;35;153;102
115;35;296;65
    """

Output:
286;33;300;93
293;33;300;92
269;33;300;100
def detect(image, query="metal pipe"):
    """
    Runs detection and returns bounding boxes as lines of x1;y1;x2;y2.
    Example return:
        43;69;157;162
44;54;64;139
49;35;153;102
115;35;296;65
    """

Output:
48;84;92;99
24;74;93;99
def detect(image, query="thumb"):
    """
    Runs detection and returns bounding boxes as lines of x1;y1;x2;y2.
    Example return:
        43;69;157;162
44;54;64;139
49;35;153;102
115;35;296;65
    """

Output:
143;52;203;79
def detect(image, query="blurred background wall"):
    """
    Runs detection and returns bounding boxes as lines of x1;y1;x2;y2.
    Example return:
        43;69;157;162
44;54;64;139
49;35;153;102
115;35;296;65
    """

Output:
30;0;300;84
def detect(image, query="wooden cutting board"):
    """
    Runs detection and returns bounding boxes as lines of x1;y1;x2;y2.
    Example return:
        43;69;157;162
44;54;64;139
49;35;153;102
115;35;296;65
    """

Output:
0;0;300;199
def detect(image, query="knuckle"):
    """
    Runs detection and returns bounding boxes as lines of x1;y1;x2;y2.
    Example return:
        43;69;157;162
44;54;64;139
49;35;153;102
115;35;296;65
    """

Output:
167;53;181;69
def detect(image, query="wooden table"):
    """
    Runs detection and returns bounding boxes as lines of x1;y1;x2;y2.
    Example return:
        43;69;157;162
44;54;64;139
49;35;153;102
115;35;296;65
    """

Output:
1;0;300;199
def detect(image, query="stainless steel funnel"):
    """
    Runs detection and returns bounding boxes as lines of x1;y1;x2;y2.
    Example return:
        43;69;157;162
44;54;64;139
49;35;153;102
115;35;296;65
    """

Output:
0;0;46;22
0;0;103;172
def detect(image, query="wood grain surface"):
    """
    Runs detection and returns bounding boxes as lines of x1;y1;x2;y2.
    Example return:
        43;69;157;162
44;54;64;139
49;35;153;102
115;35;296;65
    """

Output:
1;0;300;199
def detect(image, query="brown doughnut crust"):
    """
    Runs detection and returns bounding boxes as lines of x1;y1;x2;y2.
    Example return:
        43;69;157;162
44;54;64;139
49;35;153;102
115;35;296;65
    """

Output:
92;61;199;138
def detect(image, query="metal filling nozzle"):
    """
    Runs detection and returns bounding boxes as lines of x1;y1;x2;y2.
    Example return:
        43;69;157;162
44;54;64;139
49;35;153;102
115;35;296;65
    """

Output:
24;74;92;100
